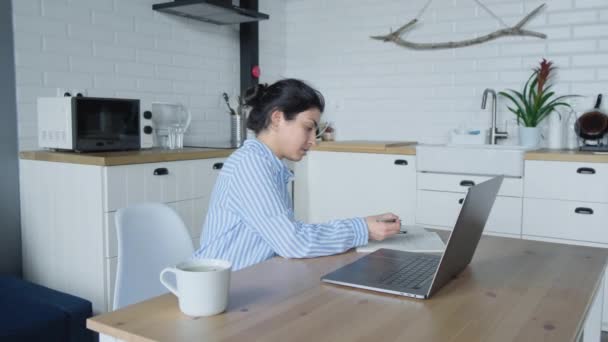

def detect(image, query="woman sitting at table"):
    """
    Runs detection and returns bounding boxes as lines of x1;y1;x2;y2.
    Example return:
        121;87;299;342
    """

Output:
193;79;400;270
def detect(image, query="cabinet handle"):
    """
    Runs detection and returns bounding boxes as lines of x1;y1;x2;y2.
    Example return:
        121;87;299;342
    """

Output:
458;198;464;204
459;180;475;187
576;167;596;174
213;162;224;170
574;207;594;215
153;168;169;176
394;159;408;166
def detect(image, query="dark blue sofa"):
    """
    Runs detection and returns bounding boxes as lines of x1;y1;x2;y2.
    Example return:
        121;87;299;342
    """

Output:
0;275;95;342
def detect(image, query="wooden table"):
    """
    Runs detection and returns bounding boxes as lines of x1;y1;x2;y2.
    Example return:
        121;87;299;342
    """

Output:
88;234;608;342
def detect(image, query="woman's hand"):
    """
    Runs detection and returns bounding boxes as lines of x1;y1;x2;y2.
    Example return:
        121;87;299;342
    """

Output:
365;213;401;241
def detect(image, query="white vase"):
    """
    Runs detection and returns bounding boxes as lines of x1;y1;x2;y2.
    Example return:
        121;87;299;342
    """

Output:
519;126;540;147
546;112;563;149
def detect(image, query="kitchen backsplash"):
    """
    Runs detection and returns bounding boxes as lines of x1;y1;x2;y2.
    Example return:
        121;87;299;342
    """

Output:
284;0;608;144
11;0;608;149
12;0;285;150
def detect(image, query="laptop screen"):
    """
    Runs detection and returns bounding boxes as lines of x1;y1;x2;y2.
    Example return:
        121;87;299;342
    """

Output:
427;176;503;297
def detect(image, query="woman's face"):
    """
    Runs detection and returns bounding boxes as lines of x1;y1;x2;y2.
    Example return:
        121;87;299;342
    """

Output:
275;108;320;161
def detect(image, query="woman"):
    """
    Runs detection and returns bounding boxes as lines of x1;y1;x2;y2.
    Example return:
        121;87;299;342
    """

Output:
193;79;401;270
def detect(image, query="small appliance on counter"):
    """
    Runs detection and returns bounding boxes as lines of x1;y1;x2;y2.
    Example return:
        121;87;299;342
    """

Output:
576;94;608;152
37;95;154;152
150;102;191;149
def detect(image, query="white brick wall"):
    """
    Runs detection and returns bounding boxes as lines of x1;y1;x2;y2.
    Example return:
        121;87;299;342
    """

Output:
284;0;608;144
13;0;608;148
259;1;286;84
12;0;286;150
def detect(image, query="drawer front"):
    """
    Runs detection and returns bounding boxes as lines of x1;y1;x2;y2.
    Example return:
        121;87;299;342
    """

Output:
523;198;608;243
416;190;522;236
104;158;224;212
525;161;608;203
417;172;523;197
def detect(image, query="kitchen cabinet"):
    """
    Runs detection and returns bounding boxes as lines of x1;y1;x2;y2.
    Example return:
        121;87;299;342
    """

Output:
415;172;523;237
522;159;608;330
523;160;608;245
294;151;416;225
20;157;224;313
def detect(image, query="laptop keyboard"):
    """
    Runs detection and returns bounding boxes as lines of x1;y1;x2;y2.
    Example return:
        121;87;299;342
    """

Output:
378;255;439;289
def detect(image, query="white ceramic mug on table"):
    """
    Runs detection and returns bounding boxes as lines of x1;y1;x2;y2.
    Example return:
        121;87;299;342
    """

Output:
160;259;232;317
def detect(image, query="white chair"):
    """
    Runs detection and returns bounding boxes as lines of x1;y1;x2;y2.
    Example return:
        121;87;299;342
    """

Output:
112;202;195;310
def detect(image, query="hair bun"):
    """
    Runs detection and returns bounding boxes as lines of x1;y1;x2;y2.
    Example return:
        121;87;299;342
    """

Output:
244;83;268;107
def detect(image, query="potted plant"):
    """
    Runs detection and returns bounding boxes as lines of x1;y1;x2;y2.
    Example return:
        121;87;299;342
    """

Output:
499;59;577;147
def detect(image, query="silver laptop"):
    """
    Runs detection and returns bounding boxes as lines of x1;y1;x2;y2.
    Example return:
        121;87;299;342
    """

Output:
321;175;503;299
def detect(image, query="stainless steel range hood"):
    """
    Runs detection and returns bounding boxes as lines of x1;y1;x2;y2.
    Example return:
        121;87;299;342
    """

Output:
152;0;269;25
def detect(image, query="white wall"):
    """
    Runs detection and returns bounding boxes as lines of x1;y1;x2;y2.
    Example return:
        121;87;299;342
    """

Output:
12;0;286;150
284;0;608;144
12;1;608;147
260;1;286;84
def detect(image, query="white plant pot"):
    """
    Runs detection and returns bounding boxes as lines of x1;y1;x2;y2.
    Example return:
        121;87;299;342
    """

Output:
519;126;540;147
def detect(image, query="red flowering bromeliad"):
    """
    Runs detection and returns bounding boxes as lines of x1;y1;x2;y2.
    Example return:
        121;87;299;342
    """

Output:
499;59;578;127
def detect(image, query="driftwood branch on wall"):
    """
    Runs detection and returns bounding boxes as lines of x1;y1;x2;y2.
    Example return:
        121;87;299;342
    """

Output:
370;3;547;50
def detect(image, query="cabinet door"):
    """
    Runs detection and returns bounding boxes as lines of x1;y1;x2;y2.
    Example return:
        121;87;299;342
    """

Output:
416;190;522;236
304;152;416;225
20;160;107;313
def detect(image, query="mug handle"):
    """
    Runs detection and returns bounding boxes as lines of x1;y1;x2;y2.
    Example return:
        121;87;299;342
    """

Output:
160;267;179;297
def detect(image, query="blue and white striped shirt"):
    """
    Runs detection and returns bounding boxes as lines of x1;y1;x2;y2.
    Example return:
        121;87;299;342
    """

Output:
193;139;369;271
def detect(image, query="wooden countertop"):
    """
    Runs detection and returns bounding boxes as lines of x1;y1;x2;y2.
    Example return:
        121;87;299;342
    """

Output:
525;149;608;163
88;234;608;342
312;140;417;155
19;144;608;166
312;142;608;162
19;148;235;166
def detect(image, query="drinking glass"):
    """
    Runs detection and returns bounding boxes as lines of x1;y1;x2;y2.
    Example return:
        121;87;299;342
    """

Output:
168;124;186;149
151;102;191;149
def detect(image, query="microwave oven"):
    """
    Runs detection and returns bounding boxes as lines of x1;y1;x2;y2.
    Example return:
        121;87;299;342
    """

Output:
37;96;154;152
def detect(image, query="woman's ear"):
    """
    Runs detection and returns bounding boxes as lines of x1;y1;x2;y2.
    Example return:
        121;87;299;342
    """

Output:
269;109;284;130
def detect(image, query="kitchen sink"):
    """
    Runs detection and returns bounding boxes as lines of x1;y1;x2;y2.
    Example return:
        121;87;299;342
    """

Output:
416;144;533;177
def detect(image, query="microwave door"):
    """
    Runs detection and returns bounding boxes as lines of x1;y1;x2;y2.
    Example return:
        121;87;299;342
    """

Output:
74;97;140;152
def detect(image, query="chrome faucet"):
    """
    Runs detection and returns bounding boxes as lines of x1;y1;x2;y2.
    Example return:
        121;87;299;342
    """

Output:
481;88;508;145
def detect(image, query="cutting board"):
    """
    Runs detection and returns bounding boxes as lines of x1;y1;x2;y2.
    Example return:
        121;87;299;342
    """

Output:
316;140;415;150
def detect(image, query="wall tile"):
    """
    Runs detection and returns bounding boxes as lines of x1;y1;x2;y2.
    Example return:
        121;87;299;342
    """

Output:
284;0;608;142
12;0;608;146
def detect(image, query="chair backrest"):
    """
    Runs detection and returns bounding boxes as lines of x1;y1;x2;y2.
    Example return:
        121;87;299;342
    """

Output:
113;203;194;310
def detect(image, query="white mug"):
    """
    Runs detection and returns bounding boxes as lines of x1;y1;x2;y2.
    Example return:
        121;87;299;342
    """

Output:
160;259;232;317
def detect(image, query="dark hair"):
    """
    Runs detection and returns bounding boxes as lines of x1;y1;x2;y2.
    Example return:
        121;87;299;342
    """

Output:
244;79;325;134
